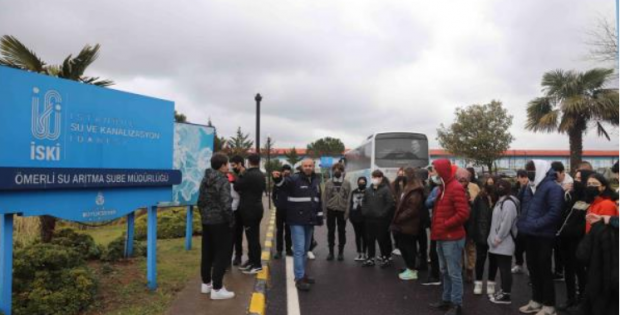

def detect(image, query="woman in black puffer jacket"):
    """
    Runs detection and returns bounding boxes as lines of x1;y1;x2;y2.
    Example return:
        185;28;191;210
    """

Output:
468;176;499;295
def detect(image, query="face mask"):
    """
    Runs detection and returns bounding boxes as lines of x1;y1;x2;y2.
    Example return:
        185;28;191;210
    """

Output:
573;181;584;194
358;183;367;190
372;178;381;186
585;186;601;202
527;171;536;182
233;168;241;174
431;175;442;185
334;171;342;179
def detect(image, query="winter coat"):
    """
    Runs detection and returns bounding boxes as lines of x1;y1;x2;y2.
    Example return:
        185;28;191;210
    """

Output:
274;172;323;226
197;168;234;226
430;159;470;241
234;167;266;224
390;187;425;235
487;196;519;256
361;182;394;219
516;160;564;238
469;194;494;245
323;177;352;214
576;221;619;315
348;188;366;224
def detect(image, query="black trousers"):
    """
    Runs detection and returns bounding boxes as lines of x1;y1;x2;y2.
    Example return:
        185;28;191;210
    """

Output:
365;218;390;259
232;211;243;260
553;238;563;274
201;224;233;290
429;238;440;278
244;220;262;268
559;237;587;301
351;220;367;254
514;233;526;266
327;209;347;252
525;235;556;306
397;233;418;270
475;243;497;281
417;227;428;267
275;207;292;253
491;253;513;293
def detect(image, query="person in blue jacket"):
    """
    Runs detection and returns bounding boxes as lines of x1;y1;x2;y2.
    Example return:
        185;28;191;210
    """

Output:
272;158;323;292
517;160;564;315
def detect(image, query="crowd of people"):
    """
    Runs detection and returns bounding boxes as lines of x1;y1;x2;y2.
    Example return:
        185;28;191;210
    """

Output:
196;152;619;315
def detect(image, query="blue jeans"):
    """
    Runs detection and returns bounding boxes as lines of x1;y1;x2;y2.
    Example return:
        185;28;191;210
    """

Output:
437;238;465;306
290;224;314;281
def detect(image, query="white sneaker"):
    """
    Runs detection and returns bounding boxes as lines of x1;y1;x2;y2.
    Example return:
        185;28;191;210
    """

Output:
534;306;557;315
519;300;542;314
473;281;483;295
307;251;316;260
201;283;212;294
210;287;235;300
487;281;496;296
392;249;402;256
354;253;365;261
512;265;524;274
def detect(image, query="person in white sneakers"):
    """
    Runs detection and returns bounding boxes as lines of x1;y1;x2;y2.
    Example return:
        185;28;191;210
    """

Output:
197;153;235;300
487;179;519;305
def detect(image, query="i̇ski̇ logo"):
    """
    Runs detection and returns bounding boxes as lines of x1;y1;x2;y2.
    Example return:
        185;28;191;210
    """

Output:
30;87;62;161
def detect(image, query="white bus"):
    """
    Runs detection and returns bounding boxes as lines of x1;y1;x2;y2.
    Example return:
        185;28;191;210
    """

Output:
343;132;430;185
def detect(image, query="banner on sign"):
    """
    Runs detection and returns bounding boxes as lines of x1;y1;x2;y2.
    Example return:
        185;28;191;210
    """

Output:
172;122;215;205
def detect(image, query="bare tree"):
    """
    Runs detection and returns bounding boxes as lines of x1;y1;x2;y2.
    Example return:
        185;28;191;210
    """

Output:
586;17;618;64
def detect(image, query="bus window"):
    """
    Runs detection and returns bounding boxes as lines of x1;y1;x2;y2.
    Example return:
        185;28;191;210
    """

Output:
375;133;429;168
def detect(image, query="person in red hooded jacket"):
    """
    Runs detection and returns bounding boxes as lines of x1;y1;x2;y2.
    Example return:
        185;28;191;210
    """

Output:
429;159;470;315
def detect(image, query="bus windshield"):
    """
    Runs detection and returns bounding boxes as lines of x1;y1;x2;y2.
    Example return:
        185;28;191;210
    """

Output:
374;133;429;168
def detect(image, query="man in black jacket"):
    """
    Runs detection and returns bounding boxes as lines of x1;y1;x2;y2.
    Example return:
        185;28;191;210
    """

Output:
197;153;235;300
273;164;293;259
234;154;266;274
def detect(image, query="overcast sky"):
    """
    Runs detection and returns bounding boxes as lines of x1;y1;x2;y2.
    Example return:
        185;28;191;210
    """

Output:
1;0;618;150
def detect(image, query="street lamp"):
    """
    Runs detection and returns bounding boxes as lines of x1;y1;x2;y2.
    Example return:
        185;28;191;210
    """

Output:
255;93;262;154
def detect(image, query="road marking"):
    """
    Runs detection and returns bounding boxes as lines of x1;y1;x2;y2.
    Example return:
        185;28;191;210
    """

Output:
286;256;301;315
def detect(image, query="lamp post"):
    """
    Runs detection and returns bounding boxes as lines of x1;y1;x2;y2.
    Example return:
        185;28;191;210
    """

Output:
255;93;262;154
267;135;271;209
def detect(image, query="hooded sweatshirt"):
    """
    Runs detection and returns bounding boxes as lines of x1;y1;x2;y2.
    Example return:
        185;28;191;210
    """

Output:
516;159;564;238
488;195;519;256
430;159;470;241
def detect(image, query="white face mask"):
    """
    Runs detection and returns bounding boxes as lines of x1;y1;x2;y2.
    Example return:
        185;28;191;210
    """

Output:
431;175;442;185
372;178;382;186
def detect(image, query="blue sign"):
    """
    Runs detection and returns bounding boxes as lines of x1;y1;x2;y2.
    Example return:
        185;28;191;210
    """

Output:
0;66;175;222
172;122;215;205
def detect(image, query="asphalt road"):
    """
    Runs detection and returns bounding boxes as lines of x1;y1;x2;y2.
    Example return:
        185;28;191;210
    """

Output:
267;223;569;315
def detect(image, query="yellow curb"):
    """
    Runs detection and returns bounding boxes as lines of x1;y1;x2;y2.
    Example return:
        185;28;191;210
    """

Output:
261;251;270;260
257;265;269;280
266;232;274;238
249;292;265;315
264;240;273;248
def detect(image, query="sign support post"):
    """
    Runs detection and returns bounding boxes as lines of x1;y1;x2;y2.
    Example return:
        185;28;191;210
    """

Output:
0;214;14;315
125;211;135;258
185;205;193;251
147;205;158;290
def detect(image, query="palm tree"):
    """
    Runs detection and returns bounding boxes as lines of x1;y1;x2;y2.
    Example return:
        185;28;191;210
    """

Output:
526;68;618;171
0;35;114;242
0;35;113;86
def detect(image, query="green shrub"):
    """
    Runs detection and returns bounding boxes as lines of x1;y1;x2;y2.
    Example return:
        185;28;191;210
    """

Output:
12;243;97;315
51;228;102;260
101;236;146;262
134;207;201;241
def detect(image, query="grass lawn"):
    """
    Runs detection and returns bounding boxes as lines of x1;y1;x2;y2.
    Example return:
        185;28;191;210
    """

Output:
80;227;201;315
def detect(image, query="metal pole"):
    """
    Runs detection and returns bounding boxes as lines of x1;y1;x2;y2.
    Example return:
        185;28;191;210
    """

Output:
0;214;14;315
125;212;135;258
147;205;158;290
255;93;262;154
267;138;271;209
185;205;193;251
